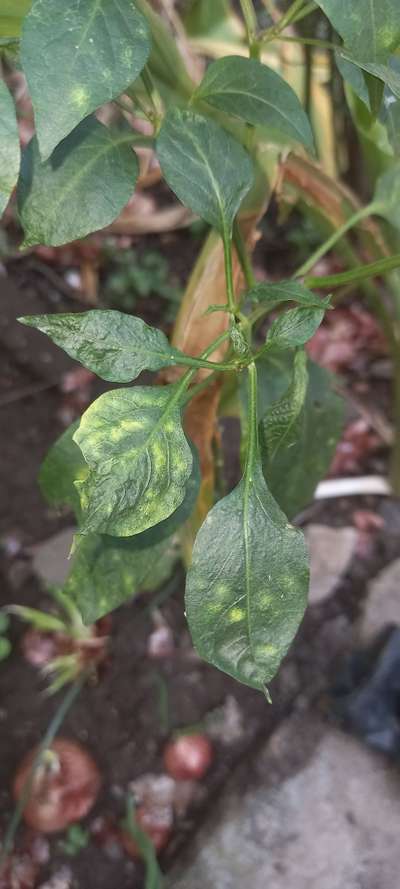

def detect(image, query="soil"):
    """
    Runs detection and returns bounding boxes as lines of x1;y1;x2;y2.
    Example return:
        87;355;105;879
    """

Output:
1;250;400;888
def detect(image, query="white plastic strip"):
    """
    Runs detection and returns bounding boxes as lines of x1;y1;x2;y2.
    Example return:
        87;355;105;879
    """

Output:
314;476;392;499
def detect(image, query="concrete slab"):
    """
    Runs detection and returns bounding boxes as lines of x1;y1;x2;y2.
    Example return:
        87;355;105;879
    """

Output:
172;716;400;889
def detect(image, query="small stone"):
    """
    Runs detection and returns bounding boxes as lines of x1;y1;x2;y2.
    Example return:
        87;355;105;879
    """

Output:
37;865;73;889
305;525;358;605
206;696;244;744
30;528;75;586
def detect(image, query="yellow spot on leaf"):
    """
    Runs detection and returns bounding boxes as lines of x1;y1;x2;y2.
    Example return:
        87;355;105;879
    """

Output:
70;86;89;108
229;607;244;623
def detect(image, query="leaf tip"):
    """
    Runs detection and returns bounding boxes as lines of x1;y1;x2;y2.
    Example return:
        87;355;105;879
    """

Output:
19;238;34;251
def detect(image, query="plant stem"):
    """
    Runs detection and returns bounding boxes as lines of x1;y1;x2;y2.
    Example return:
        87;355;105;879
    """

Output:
304;253;400;289
222;234;237;314
0;677;84;870
245;362;259;474
142;67;163;113
233;221;257;290
125;796;164;889
260;0;314;44
294;201;380;278
391;354;400;495
175;330;232;409
176;354;235;371
288;0;316;26
239;0;259;57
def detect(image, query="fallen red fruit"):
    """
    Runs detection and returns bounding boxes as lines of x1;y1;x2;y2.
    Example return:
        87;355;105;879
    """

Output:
163;734;213;781
121;805;171;859
13;739;101;833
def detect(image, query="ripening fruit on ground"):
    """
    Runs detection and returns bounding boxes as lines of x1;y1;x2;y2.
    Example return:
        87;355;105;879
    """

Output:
163;733;213;781
13;739;101;832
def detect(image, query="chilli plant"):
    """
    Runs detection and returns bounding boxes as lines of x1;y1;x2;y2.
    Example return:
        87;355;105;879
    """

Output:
2;0;400;695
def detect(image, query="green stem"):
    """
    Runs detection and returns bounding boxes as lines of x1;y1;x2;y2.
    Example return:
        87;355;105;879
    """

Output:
245;362;259;474
125;796;164;889
174;329;232;409
260;0;314;44
391;355;400;495
126;85;154;122
239;0;259;57
222;234;237;314
288;0;316;26
294;201;380;278
304;253;400;289
142;67;163;118
176;354;236;372
0;678;84;869
233;221;257;290
279;0;311;29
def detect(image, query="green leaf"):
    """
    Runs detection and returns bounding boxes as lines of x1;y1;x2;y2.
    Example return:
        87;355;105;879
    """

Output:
40;419;201;545
377;59;400;153
21;0;150;160
157;108;253;237
0;637;11;661
364;72;385;118
39;421;88;514
265;306;325;350
18;117;138;247
73;385;193;536
64;532;178;624
0;613;9;634
261;349;308;463
186;456;309;690
184;0;235;42
341;54;400;100
9;605;67;634
259;351;344;518
336;54;371;109
19;310;180;382
247;280;331;312
374;162;400;228
194;56;314;151
0;79;20;217
130;444;201;548
316;1;400;62
0;1;31;38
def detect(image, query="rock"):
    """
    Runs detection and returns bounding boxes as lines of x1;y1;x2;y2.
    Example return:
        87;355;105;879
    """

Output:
305;525;358;605
30;528;75;587
172;718;400;889
360;559;400;639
